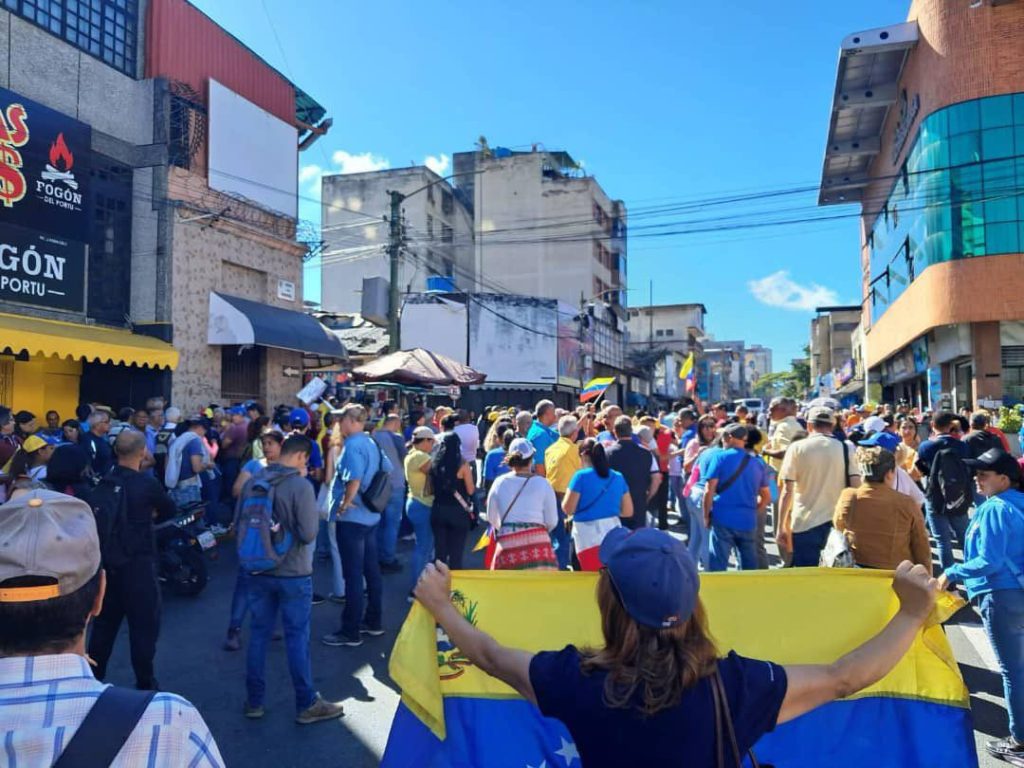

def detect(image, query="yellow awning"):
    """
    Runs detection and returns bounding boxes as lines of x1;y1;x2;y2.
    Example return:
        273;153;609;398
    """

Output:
0;312;179;370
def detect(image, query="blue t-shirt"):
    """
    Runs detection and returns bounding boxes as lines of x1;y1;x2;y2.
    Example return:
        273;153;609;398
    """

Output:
692;446;723;491
527;421;559;465
529;646;787;768
680;426;697;451
483;447;510;482
177;438;204;482
331;432;393;526
567;468;628;522
242;458;265;477
703;447;767;531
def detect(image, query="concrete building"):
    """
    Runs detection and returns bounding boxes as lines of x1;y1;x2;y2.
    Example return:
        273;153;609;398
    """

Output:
743;344;773;396
626;303;706;354
452;146;628;382
320;167;475;314
818;0;1024;410
809;306;862;399
0;0;341;415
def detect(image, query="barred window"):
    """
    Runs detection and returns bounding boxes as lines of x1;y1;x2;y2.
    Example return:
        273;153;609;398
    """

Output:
4;0;138;77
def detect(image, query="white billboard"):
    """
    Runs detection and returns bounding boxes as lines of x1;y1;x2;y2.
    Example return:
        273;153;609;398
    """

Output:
469;296;557;385
208;79;297;219
401;297;468;363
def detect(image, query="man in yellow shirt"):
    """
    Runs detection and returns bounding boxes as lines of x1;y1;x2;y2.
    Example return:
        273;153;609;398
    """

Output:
544;415;582;570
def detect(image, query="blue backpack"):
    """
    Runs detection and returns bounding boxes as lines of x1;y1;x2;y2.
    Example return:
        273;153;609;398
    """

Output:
236;473;293;574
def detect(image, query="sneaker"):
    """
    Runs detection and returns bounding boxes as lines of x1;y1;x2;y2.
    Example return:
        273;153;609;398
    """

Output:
244;702;264;719
322;632;362;648
987;737;1024;760
209;523;230;536
312;593;326;606
295;695;344;725
360;624;385;637
379;560;403;574
328;593;346;604
223;628;241;652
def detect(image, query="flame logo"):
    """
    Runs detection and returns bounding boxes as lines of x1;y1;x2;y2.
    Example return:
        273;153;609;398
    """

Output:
48;133;73;172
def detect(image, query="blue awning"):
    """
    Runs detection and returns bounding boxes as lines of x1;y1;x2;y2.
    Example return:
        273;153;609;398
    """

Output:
208;292;346;359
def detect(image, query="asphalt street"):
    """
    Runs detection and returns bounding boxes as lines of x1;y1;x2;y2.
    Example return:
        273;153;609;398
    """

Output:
97;511;1010;767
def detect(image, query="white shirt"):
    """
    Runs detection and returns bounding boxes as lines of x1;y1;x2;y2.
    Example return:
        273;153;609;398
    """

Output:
486;473;558;532
453;423;480;463
891;466;926;506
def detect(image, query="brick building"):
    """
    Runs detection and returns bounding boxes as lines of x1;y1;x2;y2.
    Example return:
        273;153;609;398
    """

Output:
818;0;1024;410
0;0;340;418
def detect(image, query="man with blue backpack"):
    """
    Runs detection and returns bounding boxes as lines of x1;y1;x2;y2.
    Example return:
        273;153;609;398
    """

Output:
236;434;345;724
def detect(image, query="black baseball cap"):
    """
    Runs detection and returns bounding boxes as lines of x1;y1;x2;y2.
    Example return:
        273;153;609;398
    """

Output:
965;448;1021;482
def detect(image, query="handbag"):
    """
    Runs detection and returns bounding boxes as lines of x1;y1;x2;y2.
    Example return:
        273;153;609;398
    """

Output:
710;668;765;768
360;438;392;514
821;495;855;568
474;476;532;551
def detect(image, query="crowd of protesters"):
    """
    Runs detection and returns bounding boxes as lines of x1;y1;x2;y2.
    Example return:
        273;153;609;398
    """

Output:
4;390;1024;763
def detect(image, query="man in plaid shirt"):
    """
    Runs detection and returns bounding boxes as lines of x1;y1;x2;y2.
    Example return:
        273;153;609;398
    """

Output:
0;489;223;767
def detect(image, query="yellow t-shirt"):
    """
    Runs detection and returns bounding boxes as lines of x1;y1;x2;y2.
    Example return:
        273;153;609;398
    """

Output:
404;448;433;506
544;437;582;494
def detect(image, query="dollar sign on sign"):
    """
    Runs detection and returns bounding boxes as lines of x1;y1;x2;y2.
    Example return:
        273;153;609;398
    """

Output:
0;145;25;208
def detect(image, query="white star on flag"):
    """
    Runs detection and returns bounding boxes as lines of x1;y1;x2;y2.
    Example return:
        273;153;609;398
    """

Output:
555;737;579;765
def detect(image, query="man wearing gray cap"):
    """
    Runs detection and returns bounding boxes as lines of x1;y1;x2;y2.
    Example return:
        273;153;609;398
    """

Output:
778;407;860;567
0;490;222;766
701;423;770;571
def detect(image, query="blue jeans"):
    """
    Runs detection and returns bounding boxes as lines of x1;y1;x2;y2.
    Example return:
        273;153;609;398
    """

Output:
686;489;709;569
228;567;251;631
926;503;969;572
791;521;832;567
245;575;315;712
981;589;1024;741
377;489;405;565
336;521;384;639
552;496;571;570
407;497;434;591
708;523;758;572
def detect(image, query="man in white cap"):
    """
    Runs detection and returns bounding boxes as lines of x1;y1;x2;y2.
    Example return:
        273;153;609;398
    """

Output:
0;489;223;765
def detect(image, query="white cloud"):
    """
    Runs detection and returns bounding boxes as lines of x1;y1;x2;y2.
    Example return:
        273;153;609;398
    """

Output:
424;153;450;176
748;270;839;311
330;150;390;174
298;164;322;184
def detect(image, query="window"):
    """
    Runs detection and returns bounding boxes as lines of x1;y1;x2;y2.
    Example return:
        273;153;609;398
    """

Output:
88;153;132;324
869;92;1024;321
441;190;453;215
441;224;453;244
221;346;263;403
665;329;674;337
5;0;138;77
656;330;664;338
426;215;434;240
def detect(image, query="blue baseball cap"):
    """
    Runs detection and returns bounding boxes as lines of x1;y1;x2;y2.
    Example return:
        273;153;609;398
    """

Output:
289;408;310;427
599;528;699;629
226;405;246;416
860;430;900;452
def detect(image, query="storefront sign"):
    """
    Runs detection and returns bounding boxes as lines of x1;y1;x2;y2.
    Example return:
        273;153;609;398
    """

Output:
0;223;85;312
891;90;920;165
928;366;942;410
836;358;855;386
0;87;91;242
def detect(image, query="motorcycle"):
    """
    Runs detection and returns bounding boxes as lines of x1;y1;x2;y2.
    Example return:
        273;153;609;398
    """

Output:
156;500;218;596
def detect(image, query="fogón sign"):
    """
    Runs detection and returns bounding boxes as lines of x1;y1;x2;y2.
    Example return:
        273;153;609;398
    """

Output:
0;87;91;242
0;223;85;312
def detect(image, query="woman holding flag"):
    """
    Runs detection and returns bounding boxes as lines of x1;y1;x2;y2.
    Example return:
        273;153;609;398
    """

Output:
562;438;633;570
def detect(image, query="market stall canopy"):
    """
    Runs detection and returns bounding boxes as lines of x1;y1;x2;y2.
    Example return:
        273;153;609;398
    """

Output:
0;312;179;369
208;292;346;359
352;348;486;387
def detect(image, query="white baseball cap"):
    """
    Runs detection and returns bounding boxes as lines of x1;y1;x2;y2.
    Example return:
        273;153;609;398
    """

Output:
507;437;536;459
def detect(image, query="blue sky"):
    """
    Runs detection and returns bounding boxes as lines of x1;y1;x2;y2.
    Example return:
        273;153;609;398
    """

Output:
193;0;902;371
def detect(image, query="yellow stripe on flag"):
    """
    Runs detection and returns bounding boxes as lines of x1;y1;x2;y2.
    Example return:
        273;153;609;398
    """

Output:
391;569;967;741
678;352;694;380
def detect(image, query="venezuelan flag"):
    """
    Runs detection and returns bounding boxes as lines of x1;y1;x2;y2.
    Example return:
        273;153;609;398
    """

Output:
382;570;977;768
579;377;614;403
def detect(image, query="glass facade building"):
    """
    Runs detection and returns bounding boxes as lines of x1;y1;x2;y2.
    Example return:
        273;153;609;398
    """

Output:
869;93;1024;318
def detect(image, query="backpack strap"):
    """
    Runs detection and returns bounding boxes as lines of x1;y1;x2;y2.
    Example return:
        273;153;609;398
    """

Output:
716;454;751;496
53;686;156;768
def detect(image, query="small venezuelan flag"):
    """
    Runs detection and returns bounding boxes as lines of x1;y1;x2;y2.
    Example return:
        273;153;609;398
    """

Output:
382;570;977;768
579;376;615;403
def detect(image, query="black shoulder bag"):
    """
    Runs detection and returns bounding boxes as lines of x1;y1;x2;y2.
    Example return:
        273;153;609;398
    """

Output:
361;438;392;514
716;455;752;495
53;686;157;767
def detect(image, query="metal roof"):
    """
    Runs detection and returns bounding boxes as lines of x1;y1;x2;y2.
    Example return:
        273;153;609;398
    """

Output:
818;21;919;206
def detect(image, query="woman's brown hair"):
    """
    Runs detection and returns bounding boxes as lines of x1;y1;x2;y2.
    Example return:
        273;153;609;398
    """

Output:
580;570;718;716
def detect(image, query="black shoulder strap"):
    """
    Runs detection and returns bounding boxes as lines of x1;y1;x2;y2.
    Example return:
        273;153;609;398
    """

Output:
841;438;851;488
717;454;752;496
53;686;157;768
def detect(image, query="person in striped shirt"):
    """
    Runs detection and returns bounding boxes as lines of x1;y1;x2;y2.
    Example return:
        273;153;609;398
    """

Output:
0;489;223;767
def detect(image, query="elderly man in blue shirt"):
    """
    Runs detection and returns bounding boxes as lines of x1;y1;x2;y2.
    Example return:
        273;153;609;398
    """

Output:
322;404;393;648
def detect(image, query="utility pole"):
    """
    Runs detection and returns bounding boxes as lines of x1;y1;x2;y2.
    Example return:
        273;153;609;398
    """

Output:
387;190;403;353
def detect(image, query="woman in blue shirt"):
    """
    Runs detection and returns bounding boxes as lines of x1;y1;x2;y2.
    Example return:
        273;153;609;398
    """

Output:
482;426;514;495
562;439;632;570
941;448;1024;763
